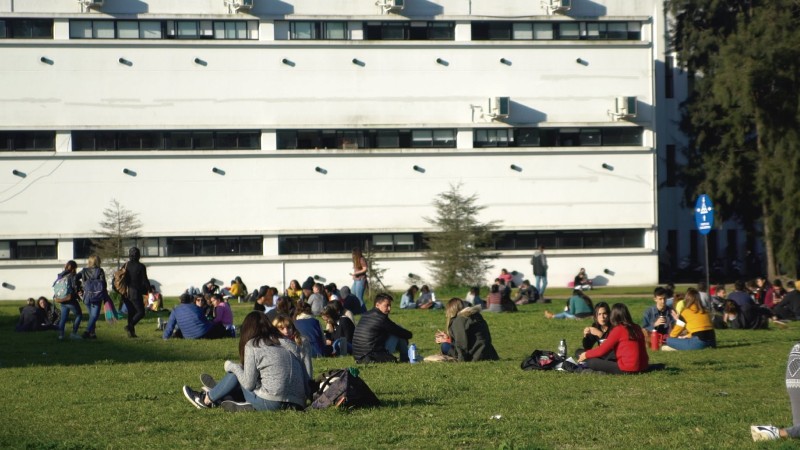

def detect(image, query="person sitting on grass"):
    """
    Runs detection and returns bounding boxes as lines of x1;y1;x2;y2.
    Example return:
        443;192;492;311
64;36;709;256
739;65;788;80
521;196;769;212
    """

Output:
751;341;800;442
16;298;45;332
574;268;593;291
321;303;355;357
485;284;502;313
773;281;800;322
417;285;442;309
352;293;413;363
163;293;231;340
581;302;611;353
577;303;649;374
146;285;164;312
432;298;499;362
514;280;539;305
662;288;716;351
293;302;325;357
545;289;593;319
465;286;485;309
272;313;313;378
37;296;59;330
641;287;675;346
210;293;234;331
400;285;419;309
182;311;310;412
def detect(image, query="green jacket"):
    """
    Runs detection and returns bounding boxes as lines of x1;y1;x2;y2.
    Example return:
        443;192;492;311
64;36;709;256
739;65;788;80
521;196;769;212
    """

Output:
447;306;500;362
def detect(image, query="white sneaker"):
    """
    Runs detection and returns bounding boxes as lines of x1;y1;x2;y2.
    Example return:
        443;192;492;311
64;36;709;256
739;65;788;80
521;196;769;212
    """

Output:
70;333;83;340
751;425;780;441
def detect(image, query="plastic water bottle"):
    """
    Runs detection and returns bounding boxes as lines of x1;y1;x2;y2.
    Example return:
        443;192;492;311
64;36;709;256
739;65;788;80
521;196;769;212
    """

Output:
408;343;418;364
558;339;567;358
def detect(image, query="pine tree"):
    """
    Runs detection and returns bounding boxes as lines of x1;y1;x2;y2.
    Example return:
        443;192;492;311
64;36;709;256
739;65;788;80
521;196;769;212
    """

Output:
668;0;800;278
424;183;499;288
92;199;142;270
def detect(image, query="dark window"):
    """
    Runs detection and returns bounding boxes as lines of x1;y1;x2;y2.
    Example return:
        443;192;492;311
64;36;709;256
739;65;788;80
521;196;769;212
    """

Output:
0;132;55;151
5;19;53;38
1;240;57;260
277;129;455;149
602;127;642;146
73;131;260;151
665;144;676;186
665;56;675;99
363;21;453;40
472;20;641;41
165;236;262;256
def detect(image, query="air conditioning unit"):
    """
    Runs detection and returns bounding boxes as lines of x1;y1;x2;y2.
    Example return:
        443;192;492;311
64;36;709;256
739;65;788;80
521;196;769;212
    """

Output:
78;0;104;10
489;97;511;119
614;96;637;119
224;0;254;13
378;0;404;13
551;0;572;13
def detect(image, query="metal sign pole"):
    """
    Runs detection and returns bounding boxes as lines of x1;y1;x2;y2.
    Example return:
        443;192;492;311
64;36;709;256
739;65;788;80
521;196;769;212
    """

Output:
704;235;710;291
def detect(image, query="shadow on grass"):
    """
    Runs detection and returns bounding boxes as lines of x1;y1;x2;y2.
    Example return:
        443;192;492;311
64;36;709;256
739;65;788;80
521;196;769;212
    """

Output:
377;396;444;407
0;310;235;369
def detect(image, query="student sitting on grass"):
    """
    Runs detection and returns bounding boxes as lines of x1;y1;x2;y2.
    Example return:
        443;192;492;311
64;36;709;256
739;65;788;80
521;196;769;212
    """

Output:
321;304;355;357
16;298;45;332
432;298;499;362
182;311;310;412
581;302;611;352
545;289;593;319
163;293;231;340
751;341;800;442
465;286;485;309
641;287;675;347
352;293;413;363
400;285;419;309
293;301;325;357
272;313;313;378
577;303;649;374
662;288;716;351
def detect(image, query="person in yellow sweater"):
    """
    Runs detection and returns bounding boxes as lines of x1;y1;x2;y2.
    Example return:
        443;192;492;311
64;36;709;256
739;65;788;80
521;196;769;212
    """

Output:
662;287;716;351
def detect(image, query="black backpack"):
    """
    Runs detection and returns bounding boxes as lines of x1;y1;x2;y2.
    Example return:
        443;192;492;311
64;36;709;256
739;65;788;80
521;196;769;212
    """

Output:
311;368;380;409
520;350;563;371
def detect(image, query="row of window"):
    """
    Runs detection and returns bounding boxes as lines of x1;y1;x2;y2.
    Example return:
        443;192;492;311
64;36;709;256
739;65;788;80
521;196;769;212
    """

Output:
73;237;263;259
278;229;646;255
69;20;256;40
72;131;261;151
1;18;641;42
0;128;643;152
1;229;644;260
472;21;640;41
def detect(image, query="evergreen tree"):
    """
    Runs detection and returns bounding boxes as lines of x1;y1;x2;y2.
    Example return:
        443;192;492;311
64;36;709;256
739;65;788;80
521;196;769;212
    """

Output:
424;184;499;288
668;0;800;278
92;199;142;270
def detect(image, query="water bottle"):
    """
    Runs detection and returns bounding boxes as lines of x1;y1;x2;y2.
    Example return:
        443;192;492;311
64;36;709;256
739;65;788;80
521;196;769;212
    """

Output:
408;343;418;364
558;339;567;358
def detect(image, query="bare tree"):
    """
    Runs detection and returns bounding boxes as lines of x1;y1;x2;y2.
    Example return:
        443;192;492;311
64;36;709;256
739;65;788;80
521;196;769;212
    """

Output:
92;199;142;270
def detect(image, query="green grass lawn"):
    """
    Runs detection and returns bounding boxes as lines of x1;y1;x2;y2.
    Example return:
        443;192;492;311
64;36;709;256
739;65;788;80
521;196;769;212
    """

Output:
0;289;796;449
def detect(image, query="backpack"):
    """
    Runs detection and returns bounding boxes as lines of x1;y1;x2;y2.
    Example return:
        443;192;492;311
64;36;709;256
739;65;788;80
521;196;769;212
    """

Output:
113;264;128;297
53;275;74;303
520;350;563;371
311;368;380;409
83;269;106;305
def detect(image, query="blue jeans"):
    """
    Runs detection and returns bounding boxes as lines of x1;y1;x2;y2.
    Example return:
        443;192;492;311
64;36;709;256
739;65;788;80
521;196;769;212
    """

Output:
535;275;548;298
553;311;576;319
85;303;101;334
385;335;409;362
440;343;452;355
332;338;352;356
665;336;715;350
352;279;366;310
208;372;301;411
58;301;82;336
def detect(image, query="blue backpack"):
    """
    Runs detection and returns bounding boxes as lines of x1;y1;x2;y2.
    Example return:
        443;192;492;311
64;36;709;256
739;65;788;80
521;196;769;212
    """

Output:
53;275;75;303
83;269;106;305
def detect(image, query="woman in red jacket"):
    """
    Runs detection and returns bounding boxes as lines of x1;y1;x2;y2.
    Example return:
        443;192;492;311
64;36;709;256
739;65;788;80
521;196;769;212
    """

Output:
577;303;649;374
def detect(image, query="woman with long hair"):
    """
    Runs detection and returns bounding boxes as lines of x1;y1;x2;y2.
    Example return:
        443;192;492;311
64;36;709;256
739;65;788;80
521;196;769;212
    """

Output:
434;298;499;362
581;302;611;351
54;260;82;340
272;313;313;377
321;303;355;357
545;289;593;319
285;279;302;302
350;247;368;309
663;287;716;351
182;311;310;412
577;303;648;374
78;254;110;339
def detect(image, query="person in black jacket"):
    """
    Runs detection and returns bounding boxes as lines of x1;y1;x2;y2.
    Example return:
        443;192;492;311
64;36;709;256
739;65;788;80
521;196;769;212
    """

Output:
321;303;355;356
123;246;150;338
352;293;412;363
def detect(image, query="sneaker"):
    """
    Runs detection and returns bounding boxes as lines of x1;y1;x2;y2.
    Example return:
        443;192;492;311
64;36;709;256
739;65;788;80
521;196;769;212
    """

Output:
81;331;93;339
58;334;64;340
751;425;780;441
220;400;255;413
200;373;217;390
182;386;210;410
660;345;677;352
70;333;83;340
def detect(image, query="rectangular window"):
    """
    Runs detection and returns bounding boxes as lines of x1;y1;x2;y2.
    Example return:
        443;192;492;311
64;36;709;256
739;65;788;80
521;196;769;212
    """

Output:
433;130;455;147
377;130;399;148
9;240;57;260
0;21;6;38
70;20;93;39
94;21;115;39
10;19;53;38
579;128;601;146
607;22;628;40
665;56;675;99
557;23;580;39
533;23;554;40
167;238;195;256
290;22;315;39
586;22;605;39
117;21;139;39
324;22;347;40
428;22;454;40
140;21;162;39
474;129;512;147
602;127;642;146
487;22;511;40
177;21;199;39
515;129;540;147
411;130;433;147
381;22;407;40
2;132;55;151
512;23;533;40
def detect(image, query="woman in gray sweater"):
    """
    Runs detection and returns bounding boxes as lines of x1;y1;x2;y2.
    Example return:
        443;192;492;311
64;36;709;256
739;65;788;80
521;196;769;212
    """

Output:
182;311;310;412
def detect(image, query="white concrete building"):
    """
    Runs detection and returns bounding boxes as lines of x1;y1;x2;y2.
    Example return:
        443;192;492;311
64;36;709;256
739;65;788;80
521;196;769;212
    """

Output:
1;0;706;300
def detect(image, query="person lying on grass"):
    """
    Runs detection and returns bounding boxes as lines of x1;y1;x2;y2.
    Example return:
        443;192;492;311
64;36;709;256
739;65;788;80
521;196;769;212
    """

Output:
182;311;310;413
577;303;649;374
431;298;499;362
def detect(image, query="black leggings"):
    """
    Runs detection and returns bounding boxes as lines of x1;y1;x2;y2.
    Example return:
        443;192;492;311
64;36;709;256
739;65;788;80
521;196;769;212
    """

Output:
124;289;146;329
585;357;624;374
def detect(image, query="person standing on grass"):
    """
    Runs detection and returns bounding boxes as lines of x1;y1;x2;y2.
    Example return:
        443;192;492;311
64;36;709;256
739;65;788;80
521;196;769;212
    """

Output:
530;245;548;299
182;311;310;412
123;247;149;338
78;254;110;339
350;247;368;309
577;303;648;374
661;288;716;351
751;342;800;442
352;293;412;363
54;260;82;340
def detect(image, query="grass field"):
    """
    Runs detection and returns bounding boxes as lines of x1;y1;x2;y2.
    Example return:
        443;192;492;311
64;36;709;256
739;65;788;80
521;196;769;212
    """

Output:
0;287;797;449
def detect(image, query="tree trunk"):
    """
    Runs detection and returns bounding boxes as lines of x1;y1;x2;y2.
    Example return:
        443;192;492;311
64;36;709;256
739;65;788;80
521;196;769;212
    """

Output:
762;202;777;280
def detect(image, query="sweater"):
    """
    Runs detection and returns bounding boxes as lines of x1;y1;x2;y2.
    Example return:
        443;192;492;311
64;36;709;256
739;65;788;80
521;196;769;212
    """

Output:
163;303;213;339
446;306;499;362
226;339;309;407
584;325;649;373
567;295;593;317
670;306;716;344
213;302;234;327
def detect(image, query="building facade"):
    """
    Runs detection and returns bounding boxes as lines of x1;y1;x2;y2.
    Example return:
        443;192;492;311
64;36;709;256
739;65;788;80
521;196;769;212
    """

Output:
1;0;709;299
